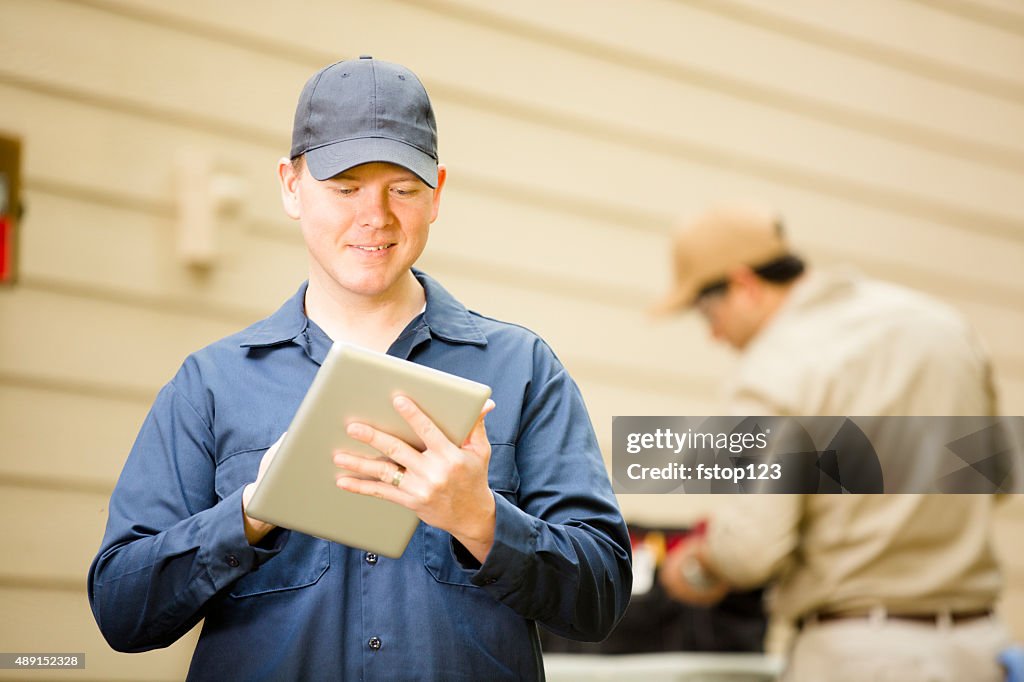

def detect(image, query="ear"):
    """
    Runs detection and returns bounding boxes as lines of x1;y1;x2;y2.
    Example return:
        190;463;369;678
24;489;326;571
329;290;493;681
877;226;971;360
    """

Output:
429;164;447;223
278;157;302;220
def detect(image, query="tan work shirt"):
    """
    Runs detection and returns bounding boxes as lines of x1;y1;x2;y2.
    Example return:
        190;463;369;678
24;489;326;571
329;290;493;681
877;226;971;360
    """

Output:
704;269;1002;621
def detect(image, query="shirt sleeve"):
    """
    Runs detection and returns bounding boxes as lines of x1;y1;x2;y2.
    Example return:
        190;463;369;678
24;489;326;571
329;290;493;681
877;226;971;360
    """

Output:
456;342;632;642
703;378;803;589
87;373;286;653
702;495;803;588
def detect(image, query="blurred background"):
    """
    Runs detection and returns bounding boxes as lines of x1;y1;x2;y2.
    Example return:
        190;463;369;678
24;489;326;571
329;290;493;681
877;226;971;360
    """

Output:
1;0;1022;678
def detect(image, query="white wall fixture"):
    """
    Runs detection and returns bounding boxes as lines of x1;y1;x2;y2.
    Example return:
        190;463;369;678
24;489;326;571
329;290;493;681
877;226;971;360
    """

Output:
174;149;245;269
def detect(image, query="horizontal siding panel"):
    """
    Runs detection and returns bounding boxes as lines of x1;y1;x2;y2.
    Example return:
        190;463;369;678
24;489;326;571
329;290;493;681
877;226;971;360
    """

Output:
0;288;243;394
0;384;147;488
397;0;1024;160
697;0;1024;92
0;0;300;141
74;0;1024;171
437;93;1024;244
20;189;307;320
438;101;1024;249
0;486;107;586
0;83;287;229
917;0;1024;34
0;586;196;681
4;1;1024;231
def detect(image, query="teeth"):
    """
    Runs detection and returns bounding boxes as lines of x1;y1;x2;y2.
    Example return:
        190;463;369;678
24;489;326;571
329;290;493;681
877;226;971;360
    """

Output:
354;244;392;251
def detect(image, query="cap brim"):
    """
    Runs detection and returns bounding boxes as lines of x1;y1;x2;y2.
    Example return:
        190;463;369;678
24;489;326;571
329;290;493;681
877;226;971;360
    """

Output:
648;284;696;317
305;137;438;187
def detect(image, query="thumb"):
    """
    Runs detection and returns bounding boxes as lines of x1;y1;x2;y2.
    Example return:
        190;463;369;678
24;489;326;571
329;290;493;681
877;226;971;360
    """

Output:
463;399;495;451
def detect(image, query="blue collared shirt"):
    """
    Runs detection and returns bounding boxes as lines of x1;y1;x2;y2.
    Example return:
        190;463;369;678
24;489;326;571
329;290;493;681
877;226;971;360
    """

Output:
88;271;631;681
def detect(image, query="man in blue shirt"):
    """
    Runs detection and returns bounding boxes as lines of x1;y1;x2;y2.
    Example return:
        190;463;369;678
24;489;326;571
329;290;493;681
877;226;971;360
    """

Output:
88;56;631;680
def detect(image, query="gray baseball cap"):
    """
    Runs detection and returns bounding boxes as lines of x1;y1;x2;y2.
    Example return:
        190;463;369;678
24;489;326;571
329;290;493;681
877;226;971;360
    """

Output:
290;56;439;187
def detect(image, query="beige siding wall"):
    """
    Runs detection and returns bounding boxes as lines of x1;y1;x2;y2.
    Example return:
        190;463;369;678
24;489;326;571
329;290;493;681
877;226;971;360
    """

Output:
1;0;1022;677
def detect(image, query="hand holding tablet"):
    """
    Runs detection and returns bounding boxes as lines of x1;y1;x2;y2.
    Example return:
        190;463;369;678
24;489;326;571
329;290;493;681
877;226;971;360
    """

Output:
245;342;492;558
335;394;498;564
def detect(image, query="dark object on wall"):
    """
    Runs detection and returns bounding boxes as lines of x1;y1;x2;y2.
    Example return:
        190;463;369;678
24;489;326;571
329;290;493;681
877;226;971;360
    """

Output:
0;134;23;285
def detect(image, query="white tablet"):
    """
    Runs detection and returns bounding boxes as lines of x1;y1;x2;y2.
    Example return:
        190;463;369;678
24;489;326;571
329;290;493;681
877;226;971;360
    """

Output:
246;342;492;558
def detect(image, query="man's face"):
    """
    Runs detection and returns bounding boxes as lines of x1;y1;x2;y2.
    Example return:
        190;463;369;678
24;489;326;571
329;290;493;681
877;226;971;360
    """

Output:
695;279;762;351
279;160;446;301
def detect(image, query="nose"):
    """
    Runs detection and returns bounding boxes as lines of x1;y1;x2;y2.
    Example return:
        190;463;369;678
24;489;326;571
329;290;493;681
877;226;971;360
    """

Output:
355;187;392;229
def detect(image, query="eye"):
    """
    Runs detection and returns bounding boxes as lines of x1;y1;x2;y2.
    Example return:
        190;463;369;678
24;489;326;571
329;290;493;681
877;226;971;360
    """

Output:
391;182;422;196
333;187;355;196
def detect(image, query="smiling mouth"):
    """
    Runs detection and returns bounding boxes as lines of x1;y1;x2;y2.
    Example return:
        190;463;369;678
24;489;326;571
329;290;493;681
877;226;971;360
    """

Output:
352;244;395;252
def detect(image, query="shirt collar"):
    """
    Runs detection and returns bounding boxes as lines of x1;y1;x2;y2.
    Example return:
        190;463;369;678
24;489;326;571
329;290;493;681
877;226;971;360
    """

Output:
239;269;486;349
239;281;309;348
415;268;487;346
743;267;861;356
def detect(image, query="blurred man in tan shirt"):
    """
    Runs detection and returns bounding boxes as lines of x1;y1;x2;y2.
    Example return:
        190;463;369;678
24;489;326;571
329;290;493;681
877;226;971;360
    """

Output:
654;204;1011;681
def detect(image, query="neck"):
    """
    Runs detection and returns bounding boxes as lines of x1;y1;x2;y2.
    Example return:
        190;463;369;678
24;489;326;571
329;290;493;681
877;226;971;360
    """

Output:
753;275;803;337
304;270;425;352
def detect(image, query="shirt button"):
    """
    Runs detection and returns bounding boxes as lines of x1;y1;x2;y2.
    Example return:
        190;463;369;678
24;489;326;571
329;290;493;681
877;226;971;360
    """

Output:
368;636;382;650
365;552;378;565
226;555;240;568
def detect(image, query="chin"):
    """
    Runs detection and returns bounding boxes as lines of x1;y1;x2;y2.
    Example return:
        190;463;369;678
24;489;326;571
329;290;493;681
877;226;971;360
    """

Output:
337;271;402;298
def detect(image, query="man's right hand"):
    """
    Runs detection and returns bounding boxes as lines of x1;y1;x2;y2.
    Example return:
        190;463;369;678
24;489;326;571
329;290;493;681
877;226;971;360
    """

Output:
241;433;286;545
659;536;731;606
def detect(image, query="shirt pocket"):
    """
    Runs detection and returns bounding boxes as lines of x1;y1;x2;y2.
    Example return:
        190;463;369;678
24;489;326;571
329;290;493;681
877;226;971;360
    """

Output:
214;447;265;501
422;443;519;587
217;445;332;598
229;532;331;598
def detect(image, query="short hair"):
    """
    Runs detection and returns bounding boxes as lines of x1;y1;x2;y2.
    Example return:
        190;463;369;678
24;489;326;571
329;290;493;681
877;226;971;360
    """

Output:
695;254;806;300
752;254;806;284
290;154;306;175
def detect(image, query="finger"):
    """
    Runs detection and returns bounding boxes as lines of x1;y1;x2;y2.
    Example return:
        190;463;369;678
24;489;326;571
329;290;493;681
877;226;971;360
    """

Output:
333;451;404;484
463;399;495;451
345;422;419;471
392;395;454;455
335;474;416;508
